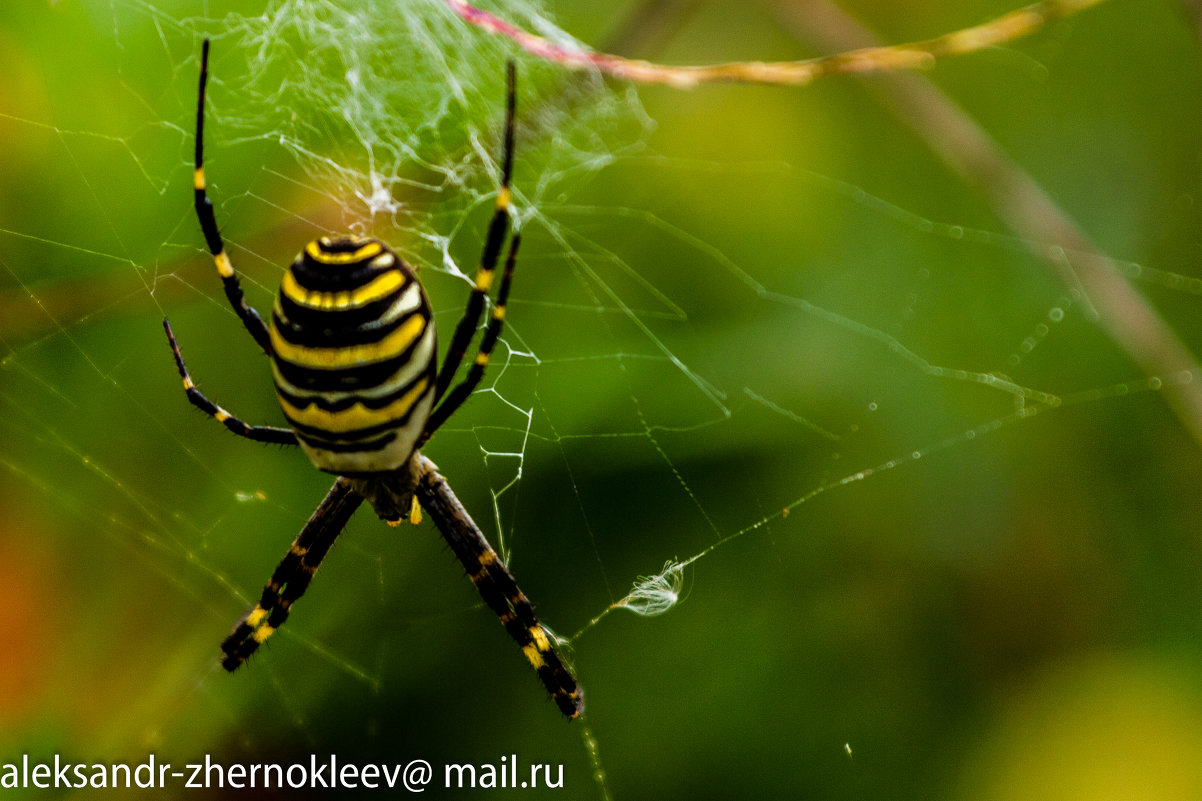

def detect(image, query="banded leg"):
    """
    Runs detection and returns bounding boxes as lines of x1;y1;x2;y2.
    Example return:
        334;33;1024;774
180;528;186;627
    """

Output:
221;477;364;670
414;455;584;719
433;60;517;404
194;38;273;355
163;317;297;445
421;234;519;441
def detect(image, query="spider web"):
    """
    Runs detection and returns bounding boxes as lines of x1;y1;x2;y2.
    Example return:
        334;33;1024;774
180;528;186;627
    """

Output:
3;0;1202;798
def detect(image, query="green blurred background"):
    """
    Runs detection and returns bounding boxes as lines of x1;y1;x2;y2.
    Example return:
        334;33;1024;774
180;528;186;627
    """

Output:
2;0;1202;798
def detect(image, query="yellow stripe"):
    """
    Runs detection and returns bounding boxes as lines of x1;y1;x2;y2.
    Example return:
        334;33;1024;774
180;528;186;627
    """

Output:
492;307;506;321
215;251;234;278
193;166;206;190
270;312;425;368
474;268;495;292
252;624;276;644
304;240;382;264
246;607;268;628
522;643;546;670
278;377;430;434
474;352;490;366
530;625;550;653
496;186;511;210
280;268;405;310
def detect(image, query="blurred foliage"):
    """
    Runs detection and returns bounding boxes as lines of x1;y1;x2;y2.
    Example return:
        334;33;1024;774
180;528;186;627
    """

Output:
2;0;1202;799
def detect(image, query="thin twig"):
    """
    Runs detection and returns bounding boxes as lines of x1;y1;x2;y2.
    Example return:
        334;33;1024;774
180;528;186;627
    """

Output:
444;0;1108;87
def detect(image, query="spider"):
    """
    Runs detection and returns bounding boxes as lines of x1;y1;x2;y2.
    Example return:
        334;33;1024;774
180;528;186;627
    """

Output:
162;39;583;719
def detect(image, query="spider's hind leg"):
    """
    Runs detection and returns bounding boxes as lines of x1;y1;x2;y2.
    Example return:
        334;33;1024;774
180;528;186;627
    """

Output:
221;477;363;669
413;455;584;718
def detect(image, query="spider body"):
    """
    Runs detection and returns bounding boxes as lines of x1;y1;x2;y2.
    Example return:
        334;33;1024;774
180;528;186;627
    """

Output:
164;40;583;719
270;236;436;475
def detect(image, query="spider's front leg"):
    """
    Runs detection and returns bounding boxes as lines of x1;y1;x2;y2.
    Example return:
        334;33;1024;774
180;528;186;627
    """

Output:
419;61;520;445
193;38;273;355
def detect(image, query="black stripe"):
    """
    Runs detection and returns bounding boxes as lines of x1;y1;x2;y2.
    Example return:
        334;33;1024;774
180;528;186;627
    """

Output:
282;380;431;441
289;257;389;292
277;366;434;413
313;235;377;254
271;298;427;348
286;239;415;293
275;286;411;340
296;430;398;453
284;403;421;442
271;326;432;392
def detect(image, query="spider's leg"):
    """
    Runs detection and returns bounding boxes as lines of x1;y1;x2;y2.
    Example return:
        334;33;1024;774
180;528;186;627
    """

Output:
421;234;519;442
163;317;297;445
221;477;364;670
194;38;273;355
415;456;584;719
431;61;517;406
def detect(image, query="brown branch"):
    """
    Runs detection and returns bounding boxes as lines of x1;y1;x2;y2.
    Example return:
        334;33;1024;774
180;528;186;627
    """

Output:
445;0;1107;87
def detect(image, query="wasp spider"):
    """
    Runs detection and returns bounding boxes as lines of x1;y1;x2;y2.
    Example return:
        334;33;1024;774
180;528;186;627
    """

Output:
163;40;582;719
